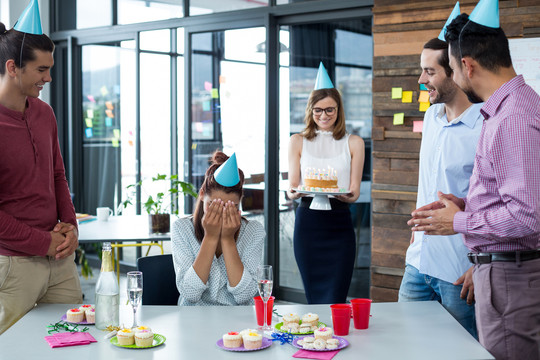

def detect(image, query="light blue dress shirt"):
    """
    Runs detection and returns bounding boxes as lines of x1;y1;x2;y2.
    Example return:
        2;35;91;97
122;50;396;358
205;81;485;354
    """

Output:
406;102;483;283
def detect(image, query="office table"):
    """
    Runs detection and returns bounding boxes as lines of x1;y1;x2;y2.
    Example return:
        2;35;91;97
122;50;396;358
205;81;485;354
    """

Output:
1;301;494;359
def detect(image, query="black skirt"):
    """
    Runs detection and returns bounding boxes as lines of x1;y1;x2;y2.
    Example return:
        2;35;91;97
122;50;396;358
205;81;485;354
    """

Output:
293;197;356;304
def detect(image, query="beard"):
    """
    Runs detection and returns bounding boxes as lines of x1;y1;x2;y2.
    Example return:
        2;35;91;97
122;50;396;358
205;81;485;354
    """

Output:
464;88;483;104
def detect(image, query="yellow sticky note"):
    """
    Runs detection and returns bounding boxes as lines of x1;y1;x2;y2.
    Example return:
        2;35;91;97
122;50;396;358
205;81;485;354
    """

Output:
402;91;413;103
111;139;119;148
418;90;429;103
86;109;94;118
85;118;93;128
393;113;405;125
105;101;114;110
191;143;197;150
211;88;219;99
413;120;423;133
419;102;430;112
113;129;120;138
391;87;402;99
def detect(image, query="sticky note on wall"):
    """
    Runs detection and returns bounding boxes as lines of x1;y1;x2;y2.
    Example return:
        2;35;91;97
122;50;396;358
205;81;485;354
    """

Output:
413;120;423;133
393;113;405;125
418;91;429;103
402;91;413;103
419;102;430;112
391;87;402;99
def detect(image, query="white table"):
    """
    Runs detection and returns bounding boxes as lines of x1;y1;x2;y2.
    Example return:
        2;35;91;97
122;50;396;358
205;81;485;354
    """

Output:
78;215;171;243
1;302;494;359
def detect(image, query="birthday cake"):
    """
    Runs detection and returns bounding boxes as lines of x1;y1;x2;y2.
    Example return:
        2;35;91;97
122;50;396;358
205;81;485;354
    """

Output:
299;167;348;193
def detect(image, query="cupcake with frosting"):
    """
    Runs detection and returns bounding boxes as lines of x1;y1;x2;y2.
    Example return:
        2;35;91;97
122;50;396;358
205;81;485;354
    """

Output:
242;331;263;350
79;304;94;312
85;308;95;324
116;328;135;346
283;313;300;326
133;325;152;334
222;331;242;348
134;329;154;347
314;326;333;341
66;308;84;323
301;313;319;328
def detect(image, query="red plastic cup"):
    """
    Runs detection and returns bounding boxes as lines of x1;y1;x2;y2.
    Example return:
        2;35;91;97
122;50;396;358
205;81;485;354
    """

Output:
330;304;352;336
254;296;274;326
350;298;372;329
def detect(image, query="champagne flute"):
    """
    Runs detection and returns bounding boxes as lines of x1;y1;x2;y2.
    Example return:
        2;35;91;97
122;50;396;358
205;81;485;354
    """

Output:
127;271;143;328
256;265;273;332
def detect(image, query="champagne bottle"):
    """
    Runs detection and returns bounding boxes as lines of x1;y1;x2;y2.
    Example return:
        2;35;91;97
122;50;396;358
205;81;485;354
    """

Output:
95;242;119;330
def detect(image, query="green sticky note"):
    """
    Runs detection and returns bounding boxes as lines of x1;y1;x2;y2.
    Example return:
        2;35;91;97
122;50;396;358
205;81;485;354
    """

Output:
100;86;109;96
211;88;219;99
393;113;405;125
113;129;120;138
391;87;402;99
402;91;413;103
85;118;93;128
111;139;119;147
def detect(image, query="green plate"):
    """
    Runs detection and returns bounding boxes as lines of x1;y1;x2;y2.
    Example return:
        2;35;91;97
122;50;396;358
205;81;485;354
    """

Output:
275;321;326;335
110;333;166;349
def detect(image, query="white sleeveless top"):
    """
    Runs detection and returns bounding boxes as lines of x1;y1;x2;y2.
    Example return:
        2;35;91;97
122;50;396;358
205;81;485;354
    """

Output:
300;130;351;190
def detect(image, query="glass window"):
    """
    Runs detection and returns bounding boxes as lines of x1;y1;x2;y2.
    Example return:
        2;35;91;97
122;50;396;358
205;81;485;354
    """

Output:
140;53;172;201
177;28;185;55
118;0;183;25
76;0;113;30
190;28;266;216
140;29;171;53
81;44;135;213
190;0;267;16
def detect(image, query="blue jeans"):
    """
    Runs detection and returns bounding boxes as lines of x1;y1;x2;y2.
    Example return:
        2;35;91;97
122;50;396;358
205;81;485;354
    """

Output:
399;264;477;339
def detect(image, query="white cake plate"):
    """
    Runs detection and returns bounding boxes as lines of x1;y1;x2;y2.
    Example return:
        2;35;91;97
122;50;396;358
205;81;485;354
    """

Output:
294;189;351;211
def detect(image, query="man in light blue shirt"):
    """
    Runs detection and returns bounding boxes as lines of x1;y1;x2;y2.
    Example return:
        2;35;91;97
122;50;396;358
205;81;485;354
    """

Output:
398;38;483;338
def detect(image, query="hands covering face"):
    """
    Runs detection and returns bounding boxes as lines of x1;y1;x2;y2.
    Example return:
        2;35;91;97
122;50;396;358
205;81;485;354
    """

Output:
202;199;241;240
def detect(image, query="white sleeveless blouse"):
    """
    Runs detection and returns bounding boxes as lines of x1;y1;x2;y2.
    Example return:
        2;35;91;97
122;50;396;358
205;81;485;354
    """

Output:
300;130;351;190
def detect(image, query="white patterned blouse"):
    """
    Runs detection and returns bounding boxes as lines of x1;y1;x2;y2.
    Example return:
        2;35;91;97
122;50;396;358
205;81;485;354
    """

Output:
171;216;265;306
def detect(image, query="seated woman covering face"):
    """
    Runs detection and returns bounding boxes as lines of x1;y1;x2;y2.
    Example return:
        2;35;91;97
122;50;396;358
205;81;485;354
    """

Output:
172;151;265;305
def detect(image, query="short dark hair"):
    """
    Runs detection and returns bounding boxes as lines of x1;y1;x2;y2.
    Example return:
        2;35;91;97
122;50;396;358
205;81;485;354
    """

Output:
445;13;512;72
423;38;452;77
0;22;55;75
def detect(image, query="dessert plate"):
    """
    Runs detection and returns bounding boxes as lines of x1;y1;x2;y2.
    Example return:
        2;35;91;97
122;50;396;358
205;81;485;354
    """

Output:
216;337;272;352
294;188;351;196
110;333;166;349
292;335;349;351
60;314;94;325
274;321;327;335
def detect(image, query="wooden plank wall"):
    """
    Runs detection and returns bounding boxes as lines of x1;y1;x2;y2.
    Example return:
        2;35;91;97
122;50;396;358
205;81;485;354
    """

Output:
370;0;540;302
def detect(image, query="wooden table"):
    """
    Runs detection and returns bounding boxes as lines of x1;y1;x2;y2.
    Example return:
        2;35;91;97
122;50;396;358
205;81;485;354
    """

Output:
1;301;494;359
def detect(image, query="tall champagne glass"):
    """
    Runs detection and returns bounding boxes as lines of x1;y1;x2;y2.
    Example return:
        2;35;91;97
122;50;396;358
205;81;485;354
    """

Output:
127;271;143;328
256;265;273;332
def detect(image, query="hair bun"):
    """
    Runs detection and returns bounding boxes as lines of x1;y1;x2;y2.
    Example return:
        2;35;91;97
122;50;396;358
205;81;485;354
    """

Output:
211;151;229;166
0;22;7;34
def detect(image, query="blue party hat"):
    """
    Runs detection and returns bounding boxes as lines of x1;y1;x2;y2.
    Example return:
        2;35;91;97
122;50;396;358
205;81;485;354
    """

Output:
469;0;499;28
13;0;43;35
214;153;240;187
314;62;334;90
438;2;460;41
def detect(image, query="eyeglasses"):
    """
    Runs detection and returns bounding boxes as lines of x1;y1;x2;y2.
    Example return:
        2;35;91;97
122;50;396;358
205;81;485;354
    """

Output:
312;107;337;116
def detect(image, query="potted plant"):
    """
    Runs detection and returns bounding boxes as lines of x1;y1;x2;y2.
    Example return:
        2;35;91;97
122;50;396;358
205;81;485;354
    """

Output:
122;174;197;233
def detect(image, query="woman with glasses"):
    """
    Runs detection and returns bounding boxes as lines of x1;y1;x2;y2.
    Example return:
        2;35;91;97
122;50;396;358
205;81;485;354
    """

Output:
287;66;365;304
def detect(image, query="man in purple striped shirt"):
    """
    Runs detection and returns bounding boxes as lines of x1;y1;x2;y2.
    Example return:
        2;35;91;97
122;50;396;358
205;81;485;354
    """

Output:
408;12;540;360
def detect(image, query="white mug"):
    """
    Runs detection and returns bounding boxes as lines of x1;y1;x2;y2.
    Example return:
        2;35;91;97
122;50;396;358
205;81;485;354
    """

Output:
96;207;113;221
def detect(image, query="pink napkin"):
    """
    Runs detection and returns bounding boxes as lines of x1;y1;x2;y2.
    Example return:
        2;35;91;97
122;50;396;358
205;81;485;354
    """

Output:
293;350;340;359
45;332;97;348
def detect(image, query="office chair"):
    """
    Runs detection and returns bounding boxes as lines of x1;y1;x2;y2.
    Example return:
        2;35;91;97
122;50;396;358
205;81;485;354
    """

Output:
136;254;180;305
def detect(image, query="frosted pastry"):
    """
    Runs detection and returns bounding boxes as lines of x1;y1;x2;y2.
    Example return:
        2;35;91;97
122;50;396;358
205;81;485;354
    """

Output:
314;327;333;341
134;329;154;347
116;328;135;346
313;338;327;350
242;332;262;350
66;308;84;323
222;331;242;348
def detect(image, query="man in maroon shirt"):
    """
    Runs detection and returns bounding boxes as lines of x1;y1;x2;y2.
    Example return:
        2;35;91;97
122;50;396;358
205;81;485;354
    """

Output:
0;6;82;334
